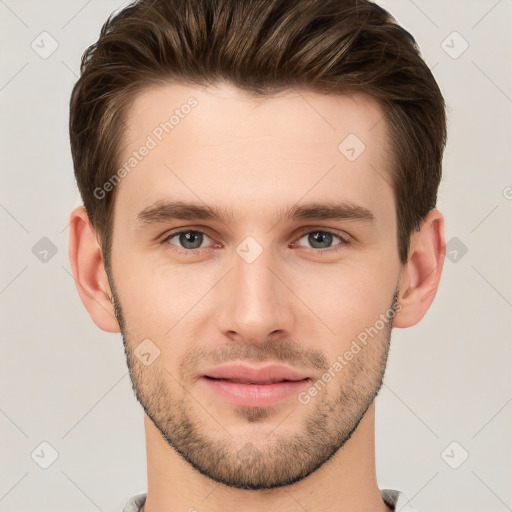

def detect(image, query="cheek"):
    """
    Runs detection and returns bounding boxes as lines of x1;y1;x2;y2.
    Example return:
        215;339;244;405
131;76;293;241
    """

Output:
113;255;220;337
295;259;397;348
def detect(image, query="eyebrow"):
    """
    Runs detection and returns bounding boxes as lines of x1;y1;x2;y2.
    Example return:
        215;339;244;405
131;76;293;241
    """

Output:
134;199;375;227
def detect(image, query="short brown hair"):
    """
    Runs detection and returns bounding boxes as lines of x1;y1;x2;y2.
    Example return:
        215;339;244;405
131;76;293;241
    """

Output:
69;0;447;267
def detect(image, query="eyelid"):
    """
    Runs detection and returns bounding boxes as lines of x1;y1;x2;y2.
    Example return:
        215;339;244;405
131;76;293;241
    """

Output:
291;227;352;253
293;226;352;244
160;226;352;253
160;227;217;251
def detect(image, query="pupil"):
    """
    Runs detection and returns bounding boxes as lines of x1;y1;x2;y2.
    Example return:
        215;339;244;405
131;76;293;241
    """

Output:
181;231;201;249
310;231;331;249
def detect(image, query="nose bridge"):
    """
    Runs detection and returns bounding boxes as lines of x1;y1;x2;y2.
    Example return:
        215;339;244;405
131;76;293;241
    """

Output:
218;236;293;342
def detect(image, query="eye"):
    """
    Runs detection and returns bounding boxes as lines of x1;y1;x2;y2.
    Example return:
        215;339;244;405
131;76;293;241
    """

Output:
292;229;350;253
160;227;351;256
162;229;214;253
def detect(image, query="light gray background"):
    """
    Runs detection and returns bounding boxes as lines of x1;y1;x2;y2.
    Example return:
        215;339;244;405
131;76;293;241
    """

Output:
1;1;511;511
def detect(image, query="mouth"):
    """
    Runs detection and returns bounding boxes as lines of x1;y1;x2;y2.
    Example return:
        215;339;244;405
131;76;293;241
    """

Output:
200;363;311;407
203;376;308;385
203;362;309;383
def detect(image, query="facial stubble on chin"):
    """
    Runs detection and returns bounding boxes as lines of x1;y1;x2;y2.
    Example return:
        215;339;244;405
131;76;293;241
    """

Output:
110;277;398;490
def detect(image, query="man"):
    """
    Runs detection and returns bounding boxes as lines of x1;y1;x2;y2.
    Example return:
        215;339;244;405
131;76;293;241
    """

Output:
67;0;446;510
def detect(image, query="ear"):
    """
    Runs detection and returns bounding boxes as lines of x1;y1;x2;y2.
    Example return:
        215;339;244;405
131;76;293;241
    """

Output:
393;208;445;328
68;205;120;333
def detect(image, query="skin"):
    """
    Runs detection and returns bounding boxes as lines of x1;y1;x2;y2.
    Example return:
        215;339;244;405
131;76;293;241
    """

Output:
69;82;445;512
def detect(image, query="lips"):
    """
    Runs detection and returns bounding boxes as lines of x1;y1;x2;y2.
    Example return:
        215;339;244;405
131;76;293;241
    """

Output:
203;363;309;384
210;378;287;384
200;363;311;407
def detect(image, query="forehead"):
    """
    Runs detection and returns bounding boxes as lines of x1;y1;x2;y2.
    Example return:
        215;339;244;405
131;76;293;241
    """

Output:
123;82;388;152
114;81;393;228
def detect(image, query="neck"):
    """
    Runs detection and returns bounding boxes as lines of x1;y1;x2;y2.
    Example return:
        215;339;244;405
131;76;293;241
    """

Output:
141;403;391;512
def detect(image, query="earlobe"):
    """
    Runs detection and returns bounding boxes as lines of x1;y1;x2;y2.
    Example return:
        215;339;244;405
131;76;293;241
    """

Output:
393;209;445;328
68;206;121;333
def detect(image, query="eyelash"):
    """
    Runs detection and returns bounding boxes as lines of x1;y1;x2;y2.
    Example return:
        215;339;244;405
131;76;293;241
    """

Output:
160;227;351;256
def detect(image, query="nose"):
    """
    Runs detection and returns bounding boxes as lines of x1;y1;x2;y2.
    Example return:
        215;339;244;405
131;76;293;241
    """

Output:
216;243;296;345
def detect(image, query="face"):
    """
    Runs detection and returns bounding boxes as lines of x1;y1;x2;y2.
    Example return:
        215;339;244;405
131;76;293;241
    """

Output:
107;82;403;489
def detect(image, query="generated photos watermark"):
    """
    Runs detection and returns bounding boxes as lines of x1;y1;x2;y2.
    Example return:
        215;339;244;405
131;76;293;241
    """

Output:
93;96;198;200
